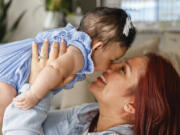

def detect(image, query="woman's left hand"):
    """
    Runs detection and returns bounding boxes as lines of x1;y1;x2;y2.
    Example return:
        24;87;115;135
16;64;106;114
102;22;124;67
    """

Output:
29;39;75;87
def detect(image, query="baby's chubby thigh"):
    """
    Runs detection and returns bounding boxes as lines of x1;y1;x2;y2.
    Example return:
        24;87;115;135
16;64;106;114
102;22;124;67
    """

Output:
0;82;17;124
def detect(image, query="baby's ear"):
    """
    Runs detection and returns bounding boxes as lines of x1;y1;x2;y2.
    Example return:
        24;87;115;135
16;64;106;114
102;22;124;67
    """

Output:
92;41;104;51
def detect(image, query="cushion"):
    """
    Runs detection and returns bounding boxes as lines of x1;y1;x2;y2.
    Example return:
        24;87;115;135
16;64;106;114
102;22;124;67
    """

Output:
158;33;180;75
119;36;160;60
60;80;96;109
159;33;180;53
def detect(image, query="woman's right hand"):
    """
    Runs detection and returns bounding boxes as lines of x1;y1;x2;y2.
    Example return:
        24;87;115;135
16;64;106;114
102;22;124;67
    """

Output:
29;39;75;88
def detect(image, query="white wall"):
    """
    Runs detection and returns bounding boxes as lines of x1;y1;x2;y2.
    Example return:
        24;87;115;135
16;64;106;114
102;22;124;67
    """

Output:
7;0;97;42
7;0;45;41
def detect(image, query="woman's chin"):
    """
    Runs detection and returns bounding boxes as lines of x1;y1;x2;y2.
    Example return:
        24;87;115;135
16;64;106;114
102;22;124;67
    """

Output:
89;82;98;93
88;82;103;99
88;82;95;93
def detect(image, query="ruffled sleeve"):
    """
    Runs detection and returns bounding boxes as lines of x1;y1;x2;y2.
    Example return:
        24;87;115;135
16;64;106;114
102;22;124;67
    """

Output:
52;23;94;74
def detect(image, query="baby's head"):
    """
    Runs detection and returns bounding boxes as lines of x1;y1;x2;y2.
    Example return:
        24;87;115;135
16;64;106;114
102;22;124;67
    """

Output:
78;7;136;71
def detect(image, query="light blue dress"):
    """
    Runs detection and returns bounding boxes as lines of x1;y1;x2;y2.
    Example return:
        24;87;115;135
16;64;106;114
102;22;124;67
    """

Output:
3;83;134;135
0;24;94;94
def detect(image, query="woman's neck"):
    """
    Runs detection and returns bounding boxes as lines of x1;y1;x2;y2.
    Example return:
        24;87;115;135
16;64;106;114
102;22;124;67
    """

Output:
96;112;128;132
89;105;133;132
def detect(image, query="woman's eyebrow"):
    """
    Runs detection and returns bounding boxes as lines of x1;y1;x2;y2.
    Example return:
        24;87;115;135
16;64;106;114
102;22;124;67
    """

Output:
125;61;132;72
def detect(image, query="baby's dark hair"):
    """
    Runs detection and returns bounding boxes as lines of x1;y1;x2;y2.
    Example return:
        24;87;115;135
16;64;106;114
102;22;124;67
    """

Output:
78;7;136;48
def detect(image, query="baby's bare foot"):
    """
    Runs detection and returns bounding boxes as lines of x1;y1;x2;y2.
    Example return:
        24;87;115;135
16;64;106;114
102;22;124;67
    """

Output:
13;91;40;110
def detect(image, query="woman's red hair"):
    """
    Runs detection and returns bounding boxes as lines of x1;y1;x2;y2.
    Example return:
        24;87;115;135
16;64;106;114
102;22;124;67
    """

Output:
134;53;180;135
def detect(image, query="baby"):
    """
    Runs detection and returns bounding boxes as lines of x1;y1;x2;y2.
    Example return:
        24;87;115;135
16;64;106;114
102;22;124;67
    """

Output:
0;7;136;116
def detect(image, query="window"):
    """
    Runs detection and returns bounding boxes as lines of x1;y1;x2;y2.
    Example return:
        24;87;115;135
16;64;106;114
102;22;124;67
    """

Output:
159;0;180;21
121;0;157;22
98;0;180;22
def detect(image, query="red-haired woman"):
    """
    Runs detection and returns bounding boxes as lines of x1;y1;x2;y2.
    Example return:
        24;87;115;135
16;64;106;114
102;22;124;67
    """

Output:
134;53;180;135
3;40;180;135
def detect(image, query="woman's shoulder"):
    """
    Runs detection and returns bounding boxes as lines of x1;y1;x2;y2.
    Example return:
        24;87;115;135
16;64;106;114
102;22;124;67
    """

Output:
75;102;99;111
69;102;99;114
46;103;98;125
64;102;99;120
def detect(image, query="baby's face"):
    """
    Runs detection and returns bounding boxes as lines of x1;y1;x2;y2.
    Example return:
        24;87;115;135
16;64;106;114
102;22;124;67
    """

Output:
92;42;127;71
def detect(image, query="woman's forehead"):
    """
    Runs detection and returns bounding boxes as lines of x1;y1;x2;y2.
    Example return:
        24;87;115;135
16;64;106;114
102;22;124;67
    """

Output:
111;56;148;70
127;56;148;65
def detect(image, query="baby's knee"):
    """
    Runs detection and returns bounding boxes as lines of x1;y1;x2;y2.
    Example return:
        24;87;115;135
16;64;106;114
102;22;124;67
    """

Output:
0;82;17;124
0;107;4;125
0;82;17;98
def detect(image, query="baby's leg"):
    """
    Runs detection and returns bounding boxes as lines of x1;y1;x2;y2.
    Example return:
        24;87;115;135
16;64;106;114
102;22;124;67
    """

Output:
2;84;53;135
0;82;17;124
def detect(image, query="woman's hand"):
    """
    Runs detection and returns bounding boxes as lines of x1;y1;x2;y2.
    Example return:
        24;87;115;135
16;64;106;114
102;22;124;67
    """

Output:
29;39;75;88
13;39;75;110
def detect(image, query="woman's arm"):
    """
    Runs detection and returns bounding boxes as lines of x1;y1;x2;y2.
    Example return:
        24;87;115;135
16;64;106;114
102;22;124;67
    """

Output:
14;40;83;110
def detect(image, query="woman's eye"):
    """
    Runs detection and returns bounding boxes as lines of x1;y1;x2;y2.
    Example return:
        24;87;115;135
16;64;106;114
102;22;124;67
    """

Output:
110;60;114;64
120;66;126;74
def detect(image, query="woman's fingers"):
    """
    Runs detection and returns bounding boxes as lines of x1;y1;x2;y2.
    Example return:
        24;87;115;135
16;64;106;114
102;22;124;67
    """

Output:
49;41;59;60
29;39;50;84
48;39;67;61
59;39;67;56
40;39;49;62
32;41;39;62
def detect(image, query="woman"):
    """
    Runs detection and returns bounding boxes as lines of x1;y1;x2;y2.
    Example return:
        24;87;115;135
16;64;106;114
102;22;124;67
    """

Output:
2;41;180;135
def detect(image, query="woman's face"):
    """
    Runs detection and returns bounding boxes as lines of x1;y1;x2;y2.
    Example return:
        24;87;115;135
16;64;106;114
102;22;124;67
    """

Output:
89;56;148;110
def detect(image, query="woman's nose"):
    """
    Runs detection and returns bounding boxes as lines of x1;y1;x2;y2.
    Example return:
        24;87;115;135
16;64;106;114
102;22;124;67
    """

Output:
109;63;117;70
110;63;122;70
107;69;113;73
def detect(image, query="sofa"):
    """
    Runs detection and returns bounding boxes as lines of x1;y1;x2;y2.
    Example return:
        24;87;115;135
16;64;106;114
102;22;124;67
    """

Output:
0;32;180;135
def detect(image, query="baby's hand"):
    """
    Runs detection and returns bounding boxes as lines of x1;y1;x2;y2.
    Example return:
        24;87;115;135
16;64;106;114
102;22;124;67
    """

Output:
13;91;39;110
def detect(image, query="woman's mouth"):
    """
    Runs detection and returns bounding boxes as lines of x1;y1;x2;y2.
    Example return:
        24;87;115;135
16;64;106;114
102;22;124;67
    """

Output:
97;75;107;84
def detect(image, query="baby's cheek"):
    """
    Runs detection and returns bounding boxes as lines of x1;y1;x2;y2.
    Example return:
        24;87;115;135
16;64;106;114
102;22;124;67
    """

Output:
104;61;112;70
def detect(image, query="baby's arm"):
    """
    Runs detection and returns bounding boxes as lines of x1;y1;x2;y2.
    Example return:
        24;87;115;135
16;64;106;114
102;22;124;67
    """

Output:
14;44;84;110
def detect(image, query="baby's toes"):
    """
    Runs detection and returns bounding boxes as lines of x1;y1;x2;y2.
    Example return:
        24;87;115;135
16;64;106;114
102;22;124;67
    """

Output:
14;97;25;102
23;105;32;110
14;101;25;108
18;102;31;110
20;105;29;110
23;101;34;109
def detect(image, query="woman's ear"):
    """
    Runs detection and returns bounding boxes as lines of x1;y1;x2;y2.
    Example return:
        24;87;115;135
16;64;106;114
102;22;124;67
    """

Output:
124;97;135;114
92;41;104;51
124;103;135;114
